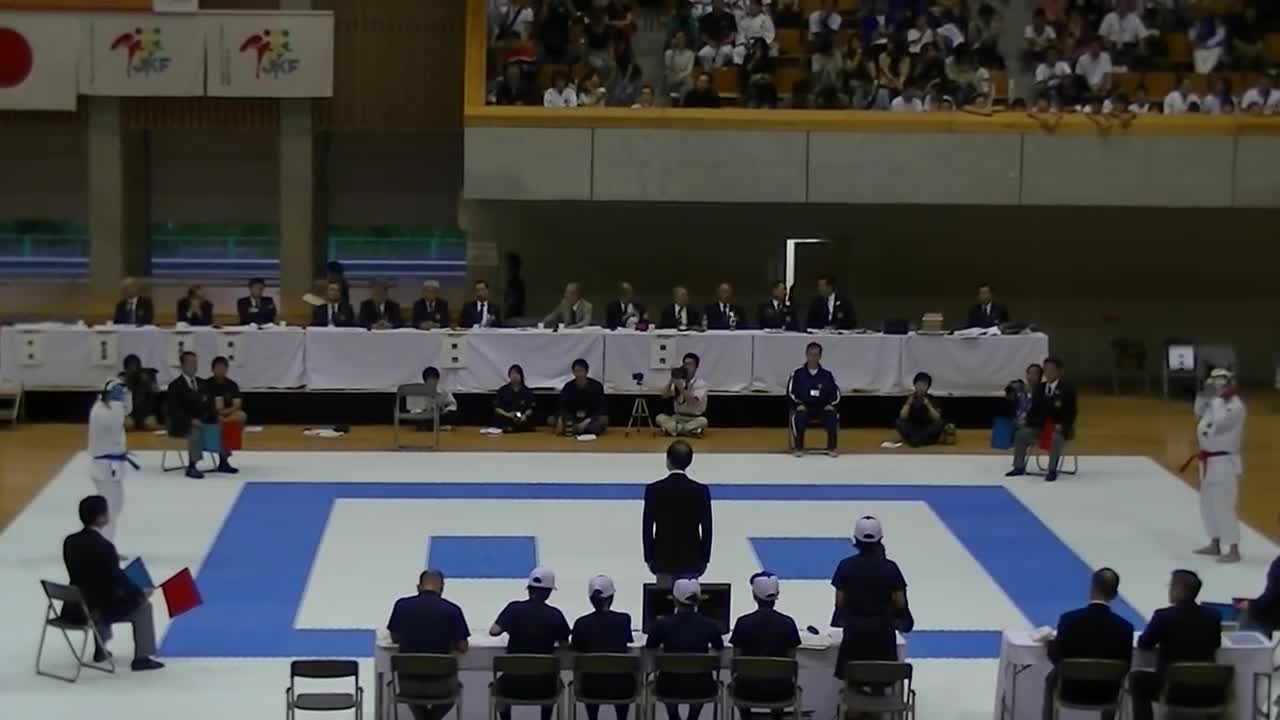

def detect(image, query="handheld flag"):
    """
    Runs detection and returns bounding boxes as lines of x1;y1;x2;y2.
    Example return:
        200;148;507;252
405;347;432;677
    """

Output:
123;557;155;590
160;567;203;618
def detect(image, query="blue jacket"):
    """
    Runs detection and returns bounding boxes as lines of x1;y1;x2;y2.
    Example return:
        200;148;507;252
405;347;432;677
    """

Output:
789;365;839;407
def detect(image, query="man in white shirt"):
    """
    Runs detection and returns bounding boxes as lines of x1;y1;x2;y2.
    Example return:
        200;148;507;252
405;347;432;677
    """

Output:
490;0;534;41
1074;40;1113;100
543;71;578;107
1024;8;1057;62
1035;46;1073;102
1241;74;1280;115
1097;0;1148;67
808;0;841;36
733;0;776;65
1162;75;1200;115
890;84;924;112
656;353;710;437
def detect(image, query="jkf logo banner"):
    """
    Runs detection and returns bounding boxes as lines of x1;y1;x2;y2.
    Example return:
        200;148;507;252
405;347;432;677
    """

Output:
80;12;204;96
206;11;331;98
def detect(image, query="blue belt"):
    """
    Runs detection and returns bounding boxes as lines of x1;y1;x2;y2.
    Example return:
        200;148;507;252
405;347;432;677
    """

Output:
94;453;140;470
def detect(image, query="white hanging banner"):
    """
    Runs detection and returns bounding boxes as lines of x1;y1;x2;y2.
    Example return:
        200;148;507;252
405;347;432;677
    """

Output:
649;336;677;371
168;332;194;367
438;335;468;369
217;332;242;367
0;12;78;110
88;331;119;367
18;330;44;366
80;13;205;96
205;11;333;98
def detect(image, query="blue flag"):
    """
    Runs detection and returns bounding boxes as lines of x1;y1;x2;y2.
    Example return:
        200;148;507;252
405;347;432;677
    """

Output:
124;557;155;590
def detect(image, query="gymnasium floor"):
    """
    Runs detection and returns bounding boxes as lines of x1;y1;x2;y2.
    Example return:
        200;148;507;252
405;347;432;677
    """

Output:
0;396;1277;720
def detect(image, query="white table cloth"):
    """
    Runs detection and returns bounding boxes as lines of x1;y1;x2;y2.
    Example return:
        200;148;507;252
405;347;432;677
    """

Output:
304;328;445;391
751;332;904;394
992;629;1275;720
454;329;607;393
0;324;305;389
903;334;1050;396
374;627;905;720
603;330;755;392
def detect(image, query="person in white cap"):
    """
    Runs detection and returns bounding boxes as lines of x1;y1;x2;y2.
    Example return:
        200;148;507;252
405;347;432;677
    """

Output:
645;578;725;720
830;516;913;681
570;575;637;720
489;567;572;720
88;379;138;544
728;572;802;709
1188;368;1246;563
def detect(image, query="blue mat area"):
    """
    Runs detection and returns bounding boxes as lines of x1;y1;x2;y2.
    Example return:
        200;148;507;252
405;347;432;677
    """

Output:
159;482;1145;658
428;536;538;579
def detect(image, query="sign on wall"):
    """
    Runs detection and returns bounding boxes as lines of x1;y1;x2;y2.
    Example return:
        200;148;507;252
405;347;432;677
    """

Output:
205;11;332;98
80;12;204;96
0;12;78;110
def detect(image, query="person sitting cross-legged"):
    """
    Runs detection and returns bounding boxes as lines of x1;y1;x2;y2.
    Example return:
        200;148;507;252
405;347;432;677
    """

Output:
553;358;608;438
494;364;537;432
894;372;945;448
656;353;709;438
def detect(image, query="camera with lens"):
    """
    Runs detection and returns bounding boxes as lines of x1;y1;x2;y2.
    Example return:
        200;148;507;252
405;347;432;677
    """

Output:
632;372;645;386
670;367;688;381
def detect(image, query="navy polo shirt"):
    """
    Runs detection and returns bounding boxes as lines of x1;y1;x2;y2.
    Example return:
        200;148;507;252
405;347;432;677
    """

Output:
495;598;571;654
645;610;725;653
387;590;470;654
729;608;801;658
571;609;635;653
831;551;908;624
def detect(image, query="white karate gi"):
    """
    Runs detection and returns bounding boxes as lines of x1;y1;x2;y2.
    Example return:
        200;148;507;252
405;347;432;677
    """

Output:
88;394;131;542
1195;392;1245;546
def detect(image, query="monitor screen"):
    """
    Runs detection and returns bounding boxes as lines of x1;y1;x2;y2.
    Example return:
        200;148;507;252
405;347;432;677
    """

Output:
1167;344;1195;372
641;582;732;635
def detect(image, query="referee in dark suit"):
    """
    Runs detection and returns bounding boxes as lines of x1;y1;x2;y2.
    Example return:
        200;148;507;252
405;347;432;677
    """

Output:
642;441;713;588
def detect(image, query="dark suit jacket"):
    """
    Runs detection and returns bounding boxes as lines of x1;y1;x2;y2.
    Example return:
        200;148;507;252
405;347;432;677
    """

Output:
311;302;356;328
237;296;277;325
358;299;403;328
642;472;713;575
657;304;702;330
605;300;646;330
703;302;746;330
166;375;209;437
62;527;142;623
806;293;855;330
756;300;796;331
966;302;1011;329
1027;379;1079;438
1049;603;1134;704
460;300;501;328
412;298;451;328
176;298;214;326
112;297;155;326
1138;602;1222;676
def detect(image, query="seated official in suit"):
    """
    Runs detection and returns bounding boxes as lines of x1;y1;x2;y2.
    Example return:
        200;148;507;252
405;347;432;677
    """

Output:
118;354;160;431
655;354;709;437
113;278;155;327
412;280;451;330
703;282;746;330
553;358;607;437
236;277;277;325
358;279;403;329
966;283;1012;329
387;569;470;720
806;275;855;331
646;579;725;720
606;281;646;330
494;364;536;432
206;355;243;474
63;495;164;671
176;285;214;326
1008;356;1077;482
1238;551;1280;636
166;351;214;479
729;573;802;705
643;441;713;586
1043;568;1133;720
570;575;636;720
1130;570;1223;720
543;281;595;328
460;279;501;328
658;285;701;330
408;367;458;429
788;342;840;456
326;260;352;305
490;568;572;720
895;372;946;447
311;282;356;327
756;280;796;331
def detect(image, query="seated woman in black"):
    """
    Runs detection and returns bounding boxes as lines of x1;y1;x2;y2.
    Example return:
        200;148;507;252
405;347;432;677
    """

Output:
570;575;635;720
494;364;536;432
118;354;160;431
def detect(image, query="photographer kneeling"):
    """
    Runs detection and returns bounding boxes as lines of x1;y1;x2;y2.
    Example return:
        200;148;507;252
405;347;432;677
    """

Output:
656;352;709;438
894;372;947;448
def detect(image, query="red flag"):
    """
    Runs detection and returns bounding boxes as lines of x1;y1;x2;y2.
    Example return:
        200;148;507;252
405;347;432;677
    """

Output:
222;420;243;452
1038;421;1056;451
160;568;203;618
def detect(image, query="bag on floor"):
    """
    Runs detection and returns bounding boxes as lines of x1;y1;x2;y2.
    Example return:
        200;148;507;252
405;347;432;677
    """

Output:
989;417;1014;450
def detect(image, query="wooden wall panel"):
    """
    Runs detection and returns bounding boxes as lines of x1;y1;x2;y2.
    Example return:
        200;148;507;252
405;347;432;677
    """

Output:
121;97;280;130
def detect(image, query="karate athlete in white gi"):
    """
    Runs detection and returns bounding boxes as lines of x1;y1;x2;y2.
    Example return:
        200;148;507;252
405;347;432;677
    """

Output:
1189;368;1246;563
88;380;139;543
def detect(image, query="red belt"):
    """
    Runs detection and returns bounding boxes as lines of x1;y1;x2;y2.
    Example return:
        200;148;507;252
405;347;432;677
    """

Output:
1179;450;1230;473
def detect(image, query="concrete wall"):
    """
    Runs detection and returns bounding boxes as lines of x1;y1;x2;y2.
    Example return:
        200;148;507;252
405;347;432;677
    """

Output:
0;125;88;223
465;127;1280;208
150;129;280;224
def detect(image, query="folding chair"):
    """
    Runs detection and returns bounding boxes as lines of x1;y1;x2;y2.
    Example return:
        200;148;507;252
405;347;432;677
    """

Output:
727;657;802;720
394;383;441;450
839;661;915;720
1156;662;1234;719
1050;659;1129;720
159;433;217;472
569;653;643;720
1032;444;1079;476
647;653;723;720
0;382;22;426
490;654;565;720
286;659;363;719
35;580;115;683
391;654;463;720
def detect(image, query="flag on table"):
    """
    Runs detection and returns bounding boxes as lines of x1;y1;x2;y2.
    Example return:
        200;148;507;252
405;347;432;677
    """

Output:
1038;421;1056;451
123;557;155;590
0;12;78;110
160;567;202;618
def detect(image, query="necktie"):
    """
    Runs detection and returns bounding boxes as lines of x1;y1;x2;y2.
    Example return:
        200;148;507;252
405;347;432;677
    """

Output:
569;305;577;325
129;300;136;324
330;305;336;324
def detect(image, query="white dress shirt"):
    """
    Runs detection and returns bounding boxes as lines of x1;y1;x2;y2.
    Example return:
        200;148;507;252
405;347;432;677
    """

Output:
1075;51;1113;91
1099;11;1147;45
808;10;840;35
1163;89;1201;115
543;86;579;108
